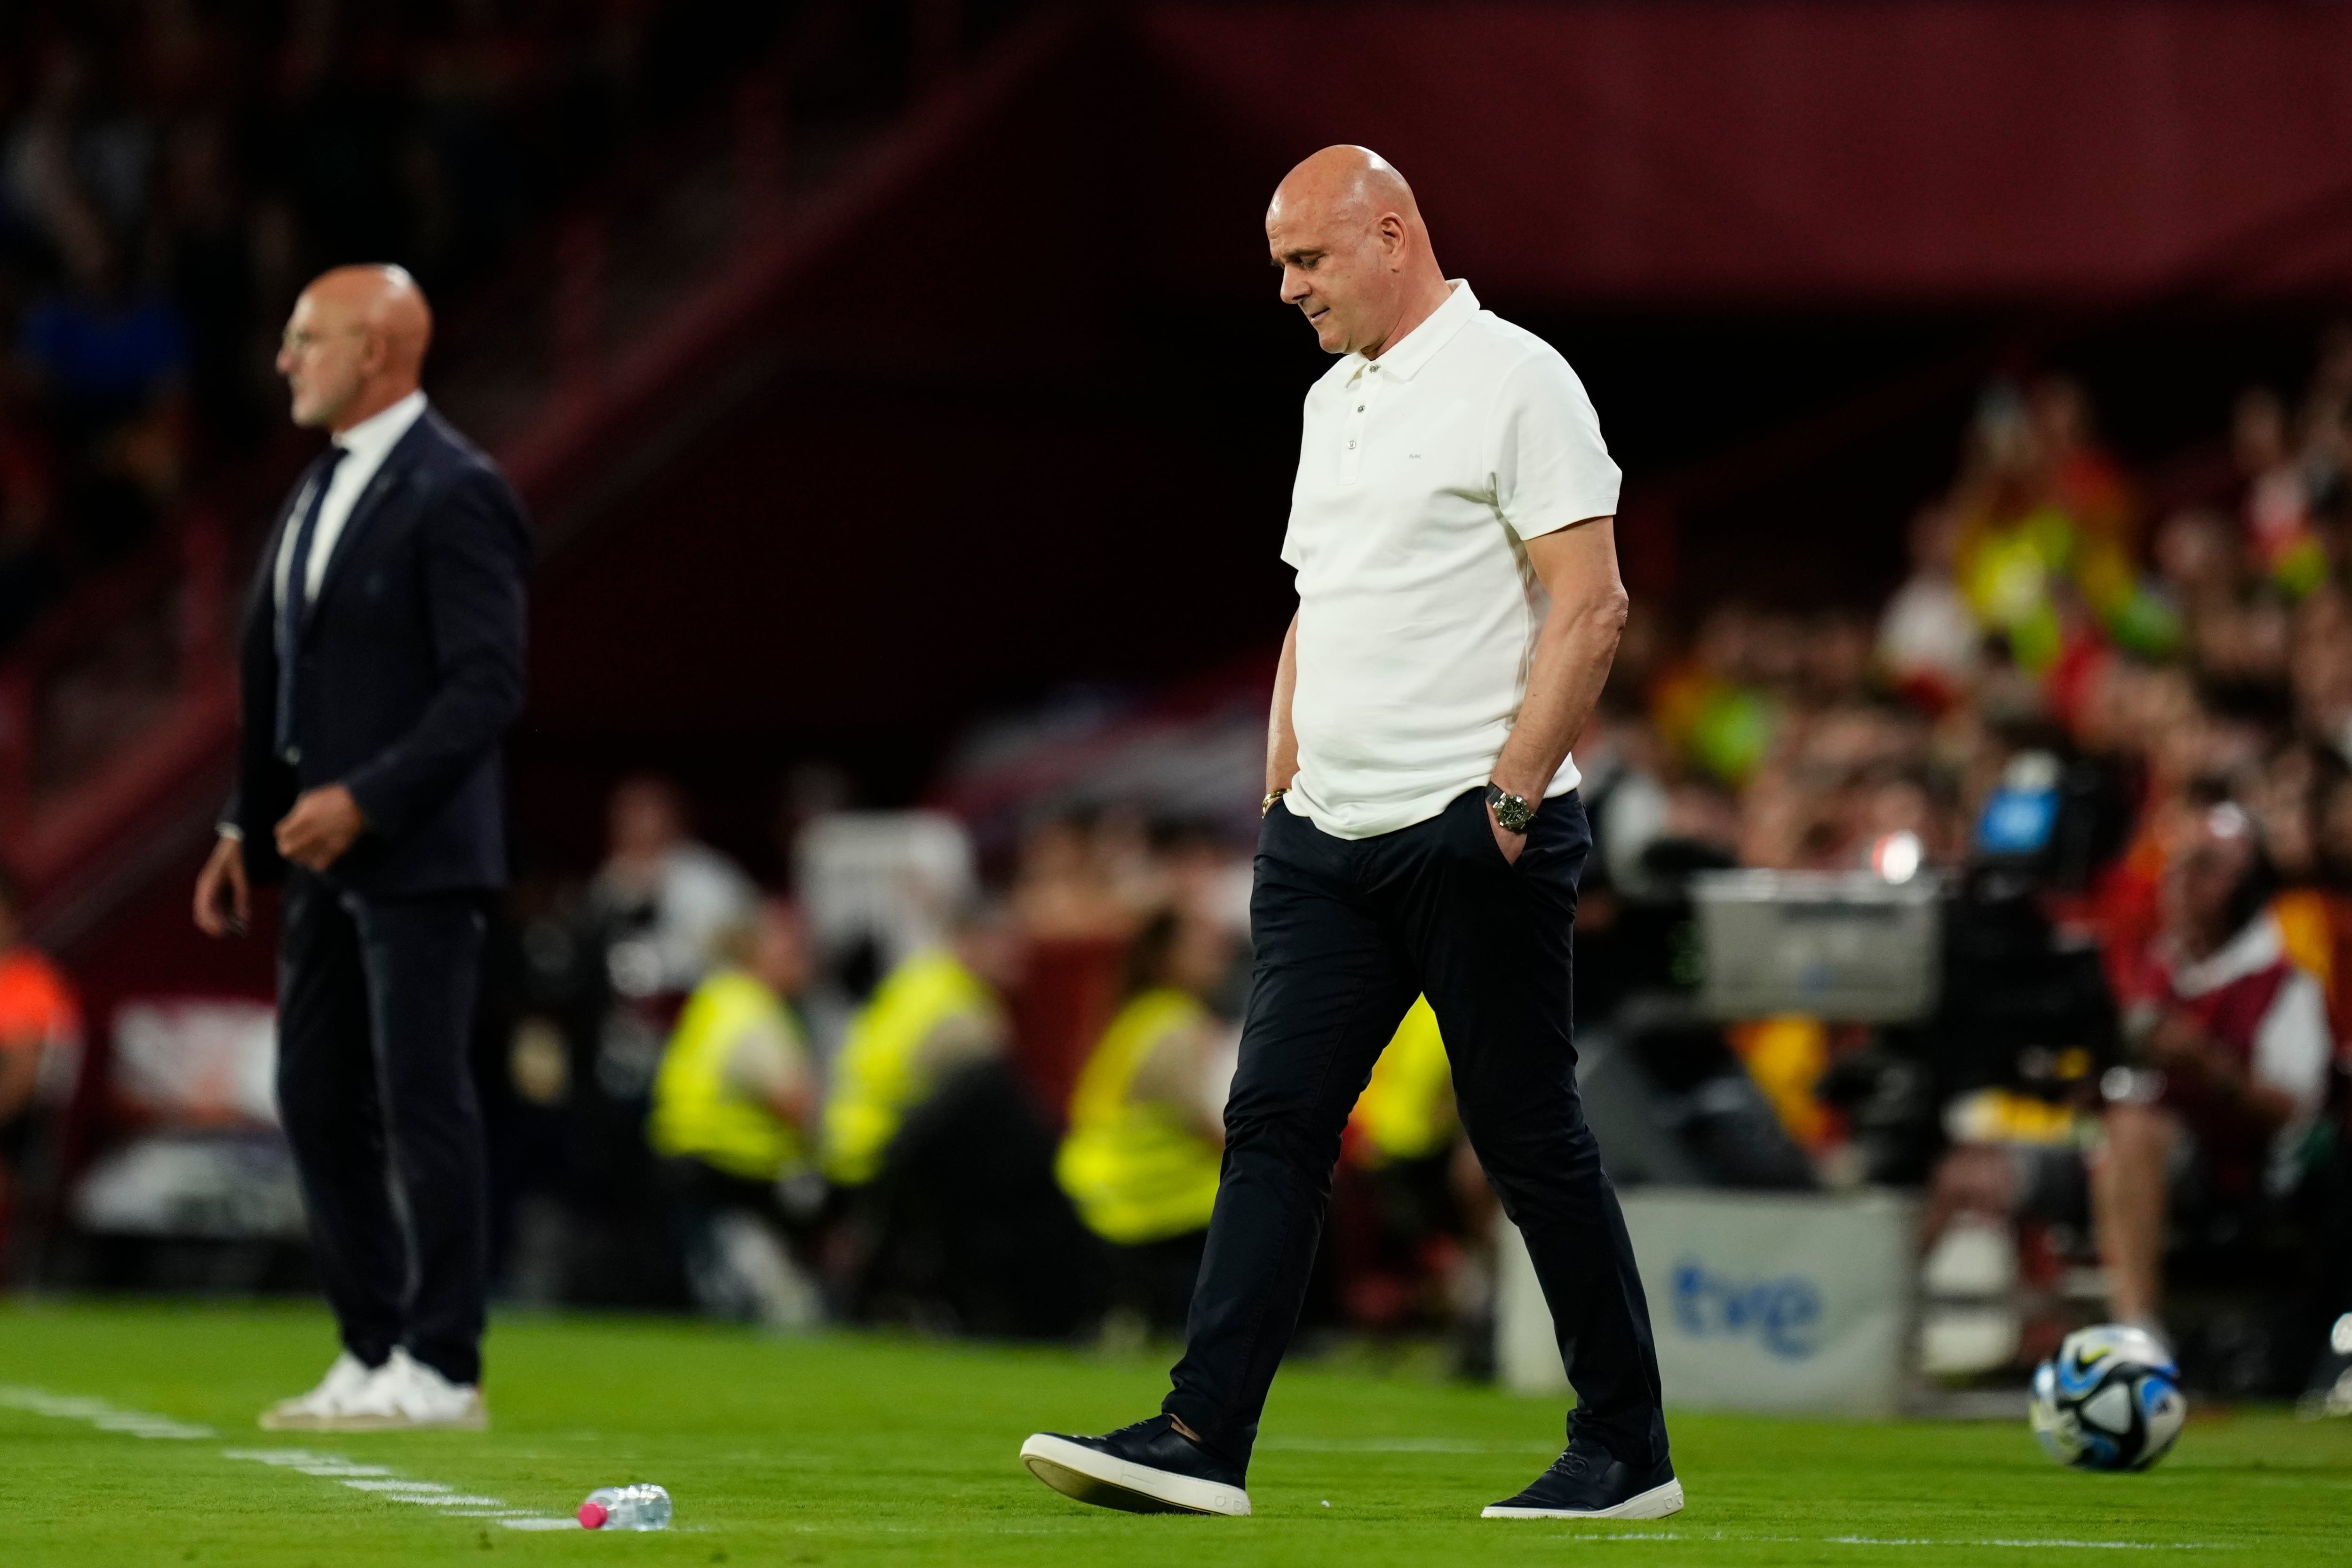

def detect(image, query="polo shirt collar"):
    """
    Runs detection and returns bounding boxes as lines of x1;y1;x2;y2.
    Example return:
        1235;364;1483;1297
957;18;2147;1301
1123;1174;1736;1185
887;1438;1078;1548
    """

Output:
1356;279;1479;382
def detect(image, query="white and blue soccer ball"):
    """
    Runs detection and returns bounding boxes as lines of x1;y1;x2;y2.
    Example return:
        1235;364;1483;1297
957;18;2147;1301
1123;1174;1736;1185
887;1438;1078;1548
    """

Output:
2030;1324;2187;1472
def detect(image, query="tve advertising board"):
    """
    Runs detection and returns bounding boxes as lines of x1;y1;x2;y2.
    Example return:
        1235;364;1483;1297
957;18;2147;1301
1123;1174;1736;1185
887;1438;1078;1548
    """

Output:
1496;1189;1919;1416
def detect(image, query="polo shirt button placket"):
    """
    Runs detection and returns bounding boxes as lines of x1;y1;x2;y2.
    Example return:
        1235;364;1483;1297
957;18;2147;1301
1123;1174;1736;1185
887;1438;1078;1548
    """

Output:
1340;365;1375;484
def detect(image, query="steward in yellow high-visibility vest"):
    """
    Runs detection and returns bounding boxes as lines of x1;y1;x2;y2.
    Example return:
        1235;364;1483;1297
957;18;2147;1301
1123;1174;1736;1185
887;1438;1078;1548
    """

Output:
1059;987;1224;1245
649;968;810;1182
821;944;1009;1187
1055;907;1235;1332
647;899;824;1327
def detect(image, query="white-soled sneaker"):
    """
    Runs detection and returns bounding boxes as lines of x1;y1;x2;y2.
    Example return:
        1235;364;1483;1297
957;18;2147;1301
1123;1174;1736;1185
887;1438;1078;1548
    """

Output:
1021;1415;1250;1516
1483;1440;1685;1520
258;1352;381;1431
312;1348;488;1433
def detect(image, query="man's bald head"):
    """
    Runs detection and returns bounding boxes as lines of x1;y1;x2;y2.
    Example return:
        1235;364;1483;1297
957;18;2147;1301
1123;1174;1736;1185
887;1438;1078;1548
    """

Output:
1267;146;1447;359
277;264;434;432
1269;145;1423;237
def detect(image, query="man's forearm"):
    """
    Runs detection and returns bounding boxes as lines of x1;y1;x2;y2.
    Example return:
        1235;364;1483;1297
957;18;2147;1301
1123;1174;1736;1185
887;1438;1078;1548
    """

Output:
1267;613;1301;796
1492;588;1626;801
2201;1052;2297;1133
2152;1021;2299;1132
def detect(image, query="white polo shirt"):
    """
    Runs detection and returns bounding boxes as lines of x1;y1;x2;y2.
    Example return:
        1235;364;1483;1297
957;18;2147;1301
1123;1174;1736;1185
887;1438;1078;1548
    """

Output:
1280;280;1620;839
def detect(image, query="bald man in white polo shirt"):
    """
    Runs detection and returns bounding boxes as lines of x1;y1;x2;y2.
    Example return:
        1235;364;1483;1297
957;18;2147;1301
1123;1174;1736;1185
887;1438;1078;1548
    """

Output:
1021;148;1678;1522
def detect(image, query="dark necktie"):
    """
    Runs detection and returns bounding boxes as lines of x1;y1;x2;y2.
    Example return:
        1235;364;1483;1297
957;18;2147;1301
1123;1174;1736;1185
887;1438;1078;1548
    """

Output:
274;446;347;761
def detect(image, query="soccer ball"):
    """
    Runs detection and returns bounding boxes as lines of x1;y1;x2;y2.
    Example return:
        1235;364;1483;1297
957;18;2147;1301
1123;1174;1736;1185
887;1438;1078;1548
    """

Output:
2030;1324;2186;1472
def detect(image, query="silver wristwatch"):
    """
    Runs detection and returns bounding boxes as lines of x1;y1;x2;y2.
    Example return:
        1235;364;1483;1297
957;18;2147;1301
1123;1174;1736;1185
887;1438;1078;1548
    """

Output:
1485;784;1535;834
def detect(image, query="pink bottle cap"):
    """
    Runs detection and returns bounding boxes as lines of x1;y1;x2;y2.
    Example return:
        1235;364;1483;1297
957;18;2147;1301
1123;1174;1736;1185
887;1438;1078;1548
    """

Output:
577;1502;609;1529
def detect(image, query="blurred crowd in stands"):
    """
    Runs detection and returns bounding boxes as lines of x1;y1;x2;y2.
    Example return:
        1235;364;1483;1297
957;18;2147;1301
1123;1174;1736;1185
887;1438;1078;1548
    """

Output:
0;1;771;648
1594;348;2352;1404
411;329;2351;1410
6;317;2352;1413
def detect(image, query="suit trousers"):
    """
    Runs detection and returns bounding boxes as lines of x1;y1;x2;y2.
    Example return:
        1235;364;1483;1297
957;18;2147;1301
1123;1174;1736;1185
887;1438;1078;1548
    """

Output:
1163;786;1667;1471
277;869;489;1385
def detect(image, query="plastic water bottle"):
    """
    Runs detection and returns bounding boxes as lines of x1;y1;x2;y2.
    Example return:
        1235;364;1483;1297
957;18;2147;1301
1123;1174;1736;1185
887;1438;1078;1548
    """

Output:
577;1484;671;1530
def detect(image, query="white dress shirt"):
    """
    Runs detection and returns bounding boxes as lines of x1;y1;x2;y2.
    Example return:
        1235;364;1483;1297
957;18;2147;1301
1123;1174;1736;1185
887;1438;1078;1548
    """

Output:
1279;281;1621;839
274;388;429;612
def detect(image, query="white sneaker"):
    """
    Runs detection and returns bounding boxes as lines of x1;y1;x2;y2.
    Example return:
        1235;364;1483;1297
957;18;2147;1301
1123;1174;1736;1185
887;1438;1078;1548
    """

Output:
312;1349;488;1433
259;1352;381;1430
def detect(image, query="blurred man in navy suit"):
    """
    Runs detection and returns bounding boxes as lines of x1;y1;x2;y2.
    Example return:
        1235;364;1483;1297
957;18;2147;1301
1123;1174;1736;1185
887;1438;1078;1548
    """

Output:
194;264;530;1430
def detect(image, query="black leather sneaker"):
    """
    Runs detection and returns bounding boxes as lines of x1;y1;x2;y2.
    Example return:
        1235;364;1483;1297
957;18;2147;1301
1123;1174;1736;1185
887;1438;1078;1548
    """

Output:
1020;1414;1250;1516
1482;1438;1684;1520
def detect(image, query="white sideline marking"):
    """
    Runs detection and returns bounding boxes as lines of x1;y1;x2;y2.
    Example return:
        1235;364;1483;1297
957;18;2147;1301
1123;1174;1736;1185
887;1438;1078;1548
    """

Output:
0;1394;581;1532
0;1384;215;1439
222;1446;573;1527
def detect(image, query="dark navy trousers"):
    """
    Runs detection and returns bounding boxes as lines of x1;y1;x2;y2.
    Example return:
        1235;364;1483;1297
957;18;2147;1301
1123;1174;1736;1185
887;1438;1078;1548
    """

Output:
1164;786;1667;1472
277;868;489;1385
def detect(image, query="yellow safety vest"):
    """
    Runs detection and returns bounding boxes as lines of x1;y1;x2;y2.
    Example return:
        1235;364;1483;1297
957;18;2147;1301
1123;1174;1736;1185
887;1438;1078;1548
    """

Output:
648;969;807;1182
822;948;995;1186
1056;987;1224;1246
1726;1014;1831;1151
1351;996;1455;1165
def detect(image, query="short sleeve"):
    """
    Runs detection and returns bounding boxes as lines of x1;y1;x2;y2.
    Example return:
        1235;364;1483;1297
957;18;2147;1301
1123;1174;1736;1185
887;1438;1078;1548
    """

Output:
2253;972;2332;1116
1490;351;1621;541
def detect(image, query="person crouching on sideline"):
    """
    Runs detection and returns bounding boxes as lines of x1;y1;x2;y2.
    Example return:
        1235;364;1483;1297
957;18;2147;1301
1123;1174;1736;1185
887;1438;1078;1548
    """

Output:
820;904;1022;1193
820;901;1082;1332
650;897;823;1327
1057;907;1235;1337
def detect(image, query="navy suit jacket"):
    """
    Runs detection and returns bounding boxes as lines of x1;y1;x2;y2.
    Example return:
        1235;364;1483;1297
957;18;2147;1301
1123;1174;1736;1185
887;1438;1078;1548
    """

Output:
228;406;532;896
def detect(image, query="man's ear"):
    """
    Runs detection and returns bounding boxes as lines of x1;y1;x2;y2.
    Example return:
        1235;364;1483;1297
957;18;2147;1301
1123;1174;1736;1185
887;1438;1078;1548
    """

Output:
1379;212;1407;266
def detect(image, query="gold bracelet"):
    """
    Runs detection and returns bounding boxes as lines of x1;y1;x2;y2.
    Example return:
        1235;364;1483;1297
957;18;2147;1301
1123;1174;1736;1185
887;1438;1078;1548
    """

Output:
1261;788;1288;817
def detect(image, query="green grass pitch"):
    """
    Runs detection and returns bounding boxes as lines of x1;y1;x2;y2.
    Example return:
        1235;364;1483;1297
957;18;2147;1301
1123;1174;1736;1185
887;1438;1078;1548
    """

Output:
2;1298;2347;1567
